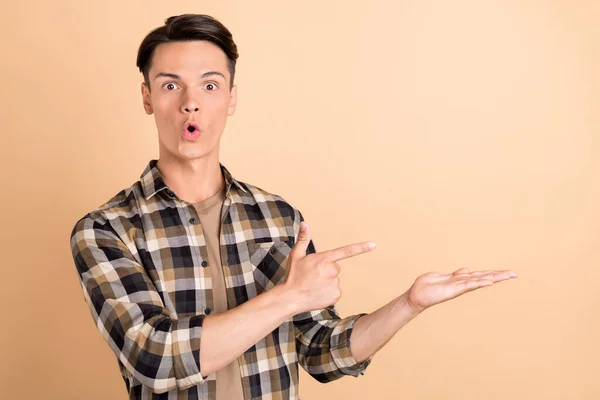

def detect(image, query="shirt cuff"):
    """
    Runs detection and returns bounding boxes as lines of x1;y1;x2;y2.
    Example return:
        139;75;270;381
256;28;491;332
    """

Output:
172;315;206;390
329;313;374;377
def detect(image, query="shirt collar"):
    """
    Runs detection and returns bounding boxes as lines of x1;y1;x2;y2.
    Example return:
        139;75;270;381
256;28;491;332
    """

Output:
140;159;247;201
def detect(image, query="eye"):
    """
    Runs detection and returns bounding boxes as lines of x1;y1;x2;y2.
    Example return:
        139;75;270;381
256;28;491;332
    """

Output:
162;82;180;91
204;82;218;91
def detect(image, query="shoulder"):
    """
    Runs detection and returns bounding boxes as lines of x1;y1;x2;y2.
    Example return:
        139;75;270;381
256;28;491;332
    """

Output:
233;179;305;242
236;179;301;219
70;180;143;240
237;180;299;218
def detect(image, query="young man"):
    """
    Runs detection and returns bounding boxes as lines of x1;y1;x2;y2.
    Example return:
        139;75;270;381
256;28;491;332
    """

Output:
70;14;518;400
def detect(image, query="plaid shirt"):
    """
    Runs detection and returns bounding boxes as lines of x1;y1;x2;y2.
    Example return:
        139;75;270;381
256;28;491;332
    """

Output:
70;160;372;399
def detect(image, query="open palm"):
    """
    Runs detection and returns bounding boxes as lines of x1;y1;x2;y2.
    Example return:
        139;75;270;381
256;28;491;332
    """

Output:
406;268;518;312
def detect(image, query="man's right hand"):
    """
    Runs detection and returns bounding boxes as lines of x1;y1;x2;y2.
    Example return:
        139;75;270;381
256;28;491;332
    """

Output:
282;221;376;314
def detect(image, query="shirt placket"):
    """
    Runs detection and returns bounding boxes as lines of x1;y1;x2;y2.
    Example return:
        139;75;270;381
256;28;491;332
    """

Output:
178;199;214;315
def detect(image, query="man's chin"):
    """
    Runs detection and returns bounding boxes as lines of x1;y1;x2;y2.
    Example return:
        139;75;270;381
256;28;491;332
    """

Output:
176;143;219;162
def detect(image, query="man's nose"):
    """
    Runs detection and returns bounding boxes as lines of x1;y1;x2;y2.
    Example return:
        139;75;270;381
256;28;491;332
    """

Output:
182;98;199;113
183;104;199;113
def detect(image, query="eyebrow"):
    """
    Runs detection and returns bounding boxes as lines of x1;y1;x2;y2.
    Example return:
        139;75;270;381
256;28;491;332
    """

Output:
154;71;226;81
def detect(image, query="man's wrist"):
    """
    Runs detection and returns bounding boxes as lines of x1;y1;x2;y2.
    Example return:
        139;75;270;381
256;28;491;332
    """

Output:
271;283;301;319
395;291;426;316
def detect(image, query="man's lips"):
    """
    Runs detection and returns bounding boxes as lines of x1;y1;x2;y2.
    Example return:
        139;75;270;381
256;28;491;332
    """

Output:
183;120;200;133
182;121;201;140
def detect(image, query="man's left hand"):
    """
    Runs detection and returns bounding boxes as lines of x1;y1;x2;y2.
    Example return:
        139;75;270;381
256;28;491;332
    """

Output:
405;268;518;313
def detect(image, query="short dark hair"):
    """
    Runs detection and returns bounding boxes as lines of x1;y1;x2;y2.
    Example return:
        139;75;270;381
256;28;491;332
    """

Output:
136;14;239;90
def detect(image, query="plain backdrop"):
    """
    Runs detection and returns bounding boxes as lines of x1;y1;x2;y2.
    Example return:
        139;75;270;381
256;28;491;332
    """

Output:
1;1;599;399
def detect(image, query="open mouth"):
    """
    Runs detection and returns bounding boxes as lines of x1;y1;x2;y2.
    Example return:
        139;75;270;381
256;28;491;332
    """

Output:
183;121;200;140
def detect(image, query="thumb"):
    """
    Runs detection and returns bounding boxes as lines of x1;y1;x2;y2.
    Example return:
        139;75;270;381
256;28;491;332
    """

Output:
290;221;311;259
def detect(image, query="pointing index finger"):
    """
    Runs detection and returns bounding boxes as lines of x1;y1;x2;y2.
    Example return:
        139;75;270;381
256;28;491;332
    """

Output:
321;241;376;262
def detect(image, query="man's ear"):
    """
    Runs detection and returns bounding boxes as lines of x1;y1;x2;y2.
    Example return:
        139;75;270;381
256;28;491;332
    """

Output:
227;84;238;116
141;82;153;115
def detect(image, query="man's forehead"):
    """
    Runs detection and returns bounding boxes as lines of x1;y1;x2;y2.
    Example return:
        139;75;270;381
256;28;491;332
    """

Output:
150;41;229;76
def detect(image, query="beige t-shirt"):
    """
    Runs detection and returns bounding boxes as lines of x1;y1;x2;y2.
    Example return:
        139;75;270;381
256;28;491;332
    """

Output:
193;185;244;400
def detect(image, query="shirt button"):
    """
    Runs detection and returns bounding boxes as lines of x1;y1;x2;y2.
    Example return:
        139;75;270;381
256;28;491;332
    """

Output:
270;248;277;254
201;261;208;267
189;217;197;224
165;189;175;198
205;308;212;315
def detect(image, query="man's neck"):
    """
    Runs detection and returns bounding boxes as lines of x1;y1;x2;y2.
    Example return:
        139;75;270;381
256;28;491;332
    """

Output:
156;155;225;204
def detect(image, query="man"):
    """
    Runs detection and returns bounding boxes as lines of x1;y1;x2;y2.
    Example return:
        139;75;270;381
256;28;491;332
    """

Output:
70;14;518;400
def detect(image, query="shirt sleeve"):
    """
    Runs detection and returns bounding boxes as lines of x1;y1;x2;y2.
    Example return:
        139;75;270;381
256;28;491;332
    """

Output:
70;213;206;393
291;209;374;383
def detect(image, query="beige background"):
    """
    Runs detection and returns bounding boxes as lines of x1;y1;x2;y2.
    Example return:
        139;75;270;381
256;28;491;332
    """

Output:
1;0;599;399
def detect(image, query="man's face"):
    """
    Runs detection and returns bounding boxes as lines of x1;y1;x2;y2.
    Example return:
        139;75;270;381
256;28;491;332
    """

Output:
141;40;237;162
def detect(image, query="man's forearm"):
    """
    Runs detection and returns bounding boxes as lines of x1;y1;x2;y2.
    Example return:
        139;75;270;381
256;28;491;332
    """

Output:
349;291;422;363
199;284;297;376
201;287;419;375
